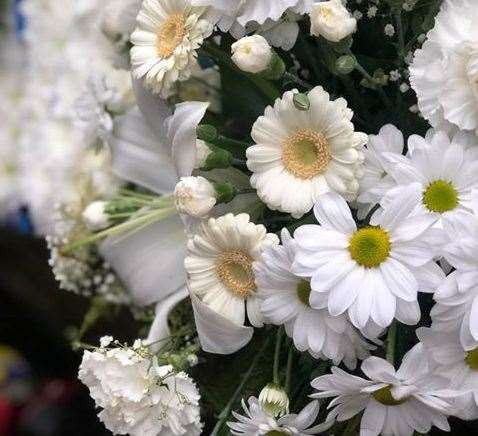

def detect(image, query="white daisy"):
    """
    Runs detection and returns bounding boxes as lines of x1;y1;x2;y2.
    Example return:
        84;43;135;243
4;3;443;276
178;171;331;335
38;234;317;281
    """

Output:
382;130;478;227
410;0;478;133
311;344;454;436
255;229;374;368
227;396;331;435
185;213;279;328
247;87;366;218
130;0;214;98
418;326;478;420
293;187;443;329
356;124;404;219
431;195;478;348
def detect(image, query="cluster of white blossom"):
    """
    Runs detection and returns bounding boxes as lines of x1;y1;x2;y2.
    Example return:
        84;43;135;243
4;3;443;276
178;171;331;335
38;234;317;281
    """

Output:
79;338;202;435
6;0;478;434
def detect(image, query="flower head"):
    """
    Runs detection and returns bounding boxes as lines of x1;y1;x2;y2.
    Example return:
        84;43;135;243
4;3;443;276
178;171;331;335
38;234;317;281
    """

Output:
174;176;217;217
293;187;443;329
247;87;366;218
231;35;273;74
309;0;357;43
130;0;214;97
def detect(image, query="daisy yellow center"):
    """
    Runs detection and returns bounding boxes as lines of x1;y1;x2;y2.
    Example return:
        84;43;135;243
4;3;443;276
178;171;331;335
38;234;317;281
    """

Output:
266;432;289;436
465;347;478;370
348;226;391;268
373;386;407;406
296;280;311;306
157;14;187;58
422;180;459;213
216;250;256;298
282;129;331;179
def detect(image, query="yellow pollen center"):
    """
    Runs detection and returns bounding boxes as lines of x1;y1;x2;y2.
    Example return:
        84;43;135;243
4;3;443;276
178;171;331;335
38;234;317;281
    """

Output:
422;180;459;213
157;14;187;58
216;250;256;298
266;432;289;436
373;386;407;406
282;129;331;179
465;347;478;370
296;280;312;306
349;226;391;268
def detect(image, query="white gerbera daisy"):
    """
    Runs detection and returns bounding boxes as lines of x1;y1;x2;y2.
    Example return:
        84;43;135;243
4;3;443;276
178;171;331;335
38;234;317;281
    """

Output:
383;130;478;226
293;187;443;329
410;0;478;133
356;124;404;219
418;326;478;420
255;229;374;368
247;87;366;218
130;0;214;98
185;213;279;327
227;396;331;435
311;345;454;436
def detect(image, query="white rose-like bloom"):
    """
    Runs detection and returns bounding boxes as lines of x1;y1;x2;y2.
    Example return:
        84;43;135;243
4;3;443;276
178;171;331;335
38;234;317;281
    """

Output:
312;345;455;436
185;213;279;327
247;87;366;218
79;345;202;436
409;0;478;133
231;35;273;74
256;229;374;368
309;0;357;43
130;0;214;98
174;176;217;217
82;201;110;231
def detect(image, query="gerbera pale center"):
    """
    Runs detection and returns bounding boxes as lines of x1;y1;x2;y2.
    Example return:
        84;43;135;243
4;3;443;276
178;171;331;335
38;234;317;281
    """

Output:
282;129;331;179
216;250;256;298
296;280;312;306
349;226;391;268
373;385;407;406
465;347;478;370
422;180;459;213
157;14;187;58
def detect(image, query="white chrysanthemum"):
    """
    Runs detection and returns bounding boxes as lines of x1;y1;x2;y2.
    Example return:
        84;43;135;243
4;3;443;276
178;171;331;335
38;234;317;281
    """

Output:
293;188;444;329
418;326;478;420
174;175;217;217
247;87;366;218
311;345;454;436
410;0;478;133
382;130;478;227
227;396;331;435
255;229;374;368
356;124;404;219
79;343;202;436
185;213;279;327
130;0;214;98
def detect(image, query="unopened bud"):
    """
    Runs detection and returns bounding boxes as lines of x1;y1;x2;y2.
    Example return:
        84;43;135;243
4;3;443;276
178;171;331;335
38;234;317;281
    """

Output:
197;124;218;143
335;55;356;75
213;181;236;204
293;93;311;111
259;383;290;417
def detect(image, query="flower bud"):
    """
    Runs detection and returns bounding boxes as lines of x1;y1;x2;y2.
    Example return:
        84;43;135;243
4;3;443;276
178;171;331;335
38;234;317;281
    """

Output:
197;124;218;143
213;181;235;204
195;139;213;169
293;93;311;111
82;201;110;231
174;176;217;218
335;55;357;75
259;383;289;417
231;35;273;74
310;0;357;43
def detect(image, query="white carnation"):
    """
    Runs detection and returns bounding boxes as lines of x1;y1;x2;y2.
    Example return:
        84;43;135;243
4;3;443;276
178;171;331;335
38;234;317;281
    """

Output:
174;176;217;218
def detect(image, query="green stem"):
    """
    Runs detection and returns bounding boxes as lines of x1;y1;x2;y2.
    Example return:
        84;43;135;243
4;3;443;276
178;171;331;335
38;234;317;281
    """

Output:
394;9;405;59
62;207;176;254
343;414;361;436
273;327;284;385
285;345;294;395
202;42;280;102
207;134;252;153
283;72;312;90
386;321;398;365
210;337;271;436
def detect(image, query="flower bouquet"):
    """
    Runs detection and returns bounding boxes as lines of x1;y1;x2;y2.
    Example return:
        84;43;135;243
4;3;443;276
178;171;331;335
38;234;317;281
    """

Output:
13;0;478;434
